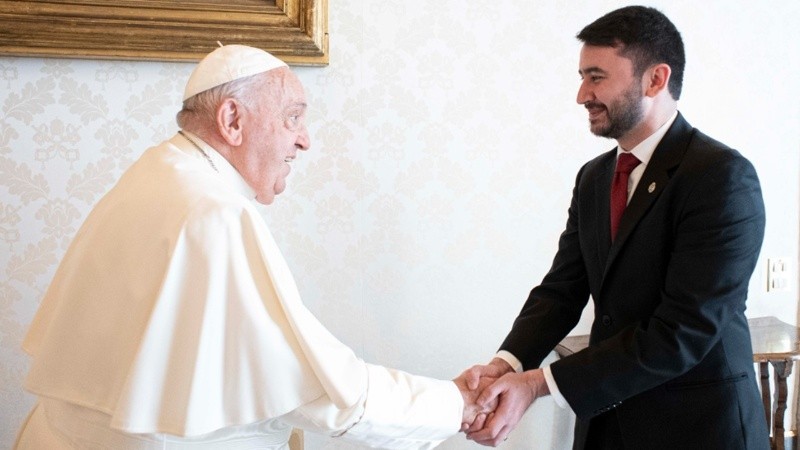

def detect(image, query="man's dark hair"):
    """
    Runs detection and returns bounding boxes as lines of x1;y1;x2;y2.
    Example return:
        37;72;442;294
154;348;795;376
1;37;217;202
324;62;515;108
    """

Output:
577;5;685;100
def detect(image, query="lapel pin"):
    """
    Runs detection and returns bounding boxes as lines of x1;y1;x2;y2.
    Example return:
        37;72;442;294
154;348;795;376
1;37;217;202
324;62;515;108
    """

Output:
648;182;656;193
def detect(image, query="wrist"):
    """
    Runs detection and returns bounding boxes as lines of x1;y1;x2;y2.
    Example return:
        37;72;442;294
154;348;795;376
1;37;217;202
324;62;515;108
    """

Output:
526;369;549;397
490;357;514;375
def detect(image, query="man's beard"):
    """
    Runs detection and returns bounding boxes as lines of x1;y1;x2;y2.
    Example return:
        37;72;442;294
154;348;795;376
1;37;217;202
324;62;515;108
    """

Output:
588;81;644;140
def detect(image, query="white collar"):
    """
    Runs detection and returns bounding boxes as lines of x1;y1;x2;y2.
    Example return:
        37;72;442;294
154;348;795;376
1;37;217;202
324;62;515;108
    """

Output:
617;111;678;165
178;130;256;200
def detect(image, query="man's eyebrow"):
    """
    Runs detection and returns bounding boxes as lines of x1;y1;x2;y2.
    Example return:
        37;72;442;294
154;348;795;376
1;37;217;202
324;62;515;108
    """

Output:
579;67;606;76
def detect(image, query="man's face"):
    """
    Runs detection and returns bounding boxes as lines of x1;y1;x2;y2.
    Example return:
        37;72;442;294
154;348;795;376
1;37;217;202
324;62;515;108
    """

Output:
576;45;645;141
239;68;310;204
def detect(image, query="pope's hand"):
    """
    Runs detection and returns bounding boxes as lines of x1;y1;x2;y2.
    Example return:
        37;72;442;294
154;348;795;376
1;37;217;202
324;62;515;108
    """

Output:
454;374;498;429
460;358;514;391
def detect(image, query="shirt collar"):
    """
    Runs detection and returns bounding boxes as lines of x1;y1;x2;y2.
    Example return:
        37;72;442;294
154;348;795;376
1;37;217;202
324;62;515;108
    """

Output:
617;111;678;165
178;130;256;200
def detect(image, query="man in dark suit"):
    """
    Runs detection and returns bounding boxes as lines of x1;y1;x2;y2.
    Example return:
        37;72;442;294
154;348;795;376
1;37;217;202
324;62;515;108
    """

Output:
459;6;769;449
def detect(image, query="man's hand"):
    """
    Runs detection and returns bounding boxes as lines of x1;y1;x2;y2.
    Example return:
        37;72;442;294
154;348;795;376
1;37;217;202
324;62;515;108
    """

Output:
460;358;514;390
466;368;549;446
454;373;498;428
453;358;513;431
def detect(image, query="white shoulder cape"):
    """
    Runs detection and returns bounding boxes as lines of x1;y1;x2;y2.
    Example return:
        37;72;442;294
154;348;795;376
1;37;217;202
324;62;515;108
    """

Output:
23;135;368;436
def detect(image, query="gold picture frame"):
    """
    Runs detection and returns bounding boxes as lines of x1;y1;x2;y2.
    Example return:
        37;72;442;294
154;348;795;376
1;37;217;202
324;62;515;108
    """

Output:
0;0;328;65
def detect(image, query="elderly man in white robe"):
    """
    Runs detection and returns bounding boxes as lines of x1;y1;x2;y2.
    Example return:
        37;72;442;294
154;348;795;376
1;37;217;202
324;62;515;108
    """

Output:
15;45;492;450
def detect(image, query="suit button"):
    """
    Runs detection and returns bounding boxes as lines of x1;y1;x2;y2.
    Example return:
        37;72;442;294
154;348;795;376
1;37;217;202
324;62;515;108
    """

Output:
602;315;612;326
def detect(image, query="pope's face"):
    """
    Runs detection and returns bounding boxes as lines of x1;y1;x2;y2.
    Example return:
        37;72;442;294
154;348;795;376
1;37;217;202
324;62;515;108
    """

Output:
576;44;645;141
240;69;310;204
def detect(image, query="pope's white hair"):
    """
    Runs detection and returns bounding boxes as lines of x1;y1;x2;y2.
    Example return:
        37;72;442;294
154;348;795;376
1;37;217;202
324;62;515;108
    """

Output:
176;70;276;132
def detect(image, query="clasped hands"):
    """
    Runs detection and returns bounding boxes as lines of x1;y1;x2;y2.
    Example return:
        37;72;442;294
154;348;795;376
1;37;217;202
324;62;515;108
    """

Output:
454;358;549;446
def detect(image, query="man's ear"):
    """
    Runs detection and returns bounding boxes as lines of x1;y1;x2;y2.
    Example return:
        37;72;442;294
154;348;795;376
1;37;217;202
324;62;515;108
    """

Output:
217;98;244;146
643;63;671;98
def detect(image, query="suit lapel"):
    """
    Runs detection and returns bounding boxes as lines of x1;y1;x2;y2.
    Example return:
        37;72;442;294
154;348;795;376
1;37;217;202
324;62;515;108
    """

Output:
602;113;695;281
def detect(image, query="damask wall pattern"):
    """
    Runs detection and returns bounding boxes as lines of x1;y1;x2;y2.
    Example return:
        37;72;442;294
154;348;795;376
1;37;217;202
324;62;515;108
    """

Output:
2;1;799;449
0;57;191;442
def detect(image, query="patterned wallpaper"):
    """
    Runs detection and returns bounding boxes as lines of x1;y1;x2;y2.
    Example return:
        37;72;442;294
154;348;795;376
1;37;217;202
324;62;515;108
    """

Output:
1;1;798;449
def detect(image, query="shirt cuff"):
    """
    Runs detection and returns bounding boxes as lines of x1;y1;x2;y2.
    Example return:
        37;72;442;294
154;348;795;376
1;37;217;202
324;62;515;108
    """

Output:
494;350;523;373
543;365;568;409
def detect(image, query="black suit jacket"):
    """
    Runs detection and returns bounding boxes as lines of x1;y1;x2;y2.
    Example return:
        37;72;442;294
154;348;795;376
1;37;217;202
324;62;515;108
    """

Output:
500;113;769;449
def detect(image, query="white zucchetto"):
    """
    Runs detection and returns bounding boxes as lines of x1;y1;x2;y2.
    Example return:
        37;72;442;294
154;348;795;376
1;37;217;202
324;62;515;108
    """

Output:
183;44;288;100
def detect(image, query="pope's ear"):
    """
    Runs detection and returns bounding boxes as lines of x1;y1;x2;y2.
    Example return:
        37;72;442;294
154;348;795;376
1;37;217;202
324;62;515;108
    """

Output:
217;98;244;146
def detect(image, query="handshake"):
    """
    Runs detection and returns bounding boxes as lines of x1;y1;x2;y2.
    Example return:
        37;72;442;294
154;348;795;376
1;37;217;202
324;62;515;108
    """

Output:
453;358;550;447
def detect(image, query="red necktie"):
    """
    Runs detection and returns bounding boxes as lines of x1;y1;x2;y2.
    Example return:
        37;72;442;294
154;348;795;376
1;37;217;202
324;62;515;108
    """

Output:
610;152;640;241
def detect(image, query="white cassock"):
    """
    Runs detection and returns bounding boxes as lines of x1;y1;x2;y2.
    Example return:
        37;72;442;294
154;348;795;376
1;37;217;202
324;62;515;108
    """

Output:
15;132;462;449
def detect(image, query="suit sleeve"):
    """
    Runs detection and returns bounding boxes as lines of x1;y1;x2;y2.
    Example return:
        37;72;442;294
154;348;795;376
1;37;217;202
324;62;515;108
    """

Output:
499;165;593;369
551;151;765;418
